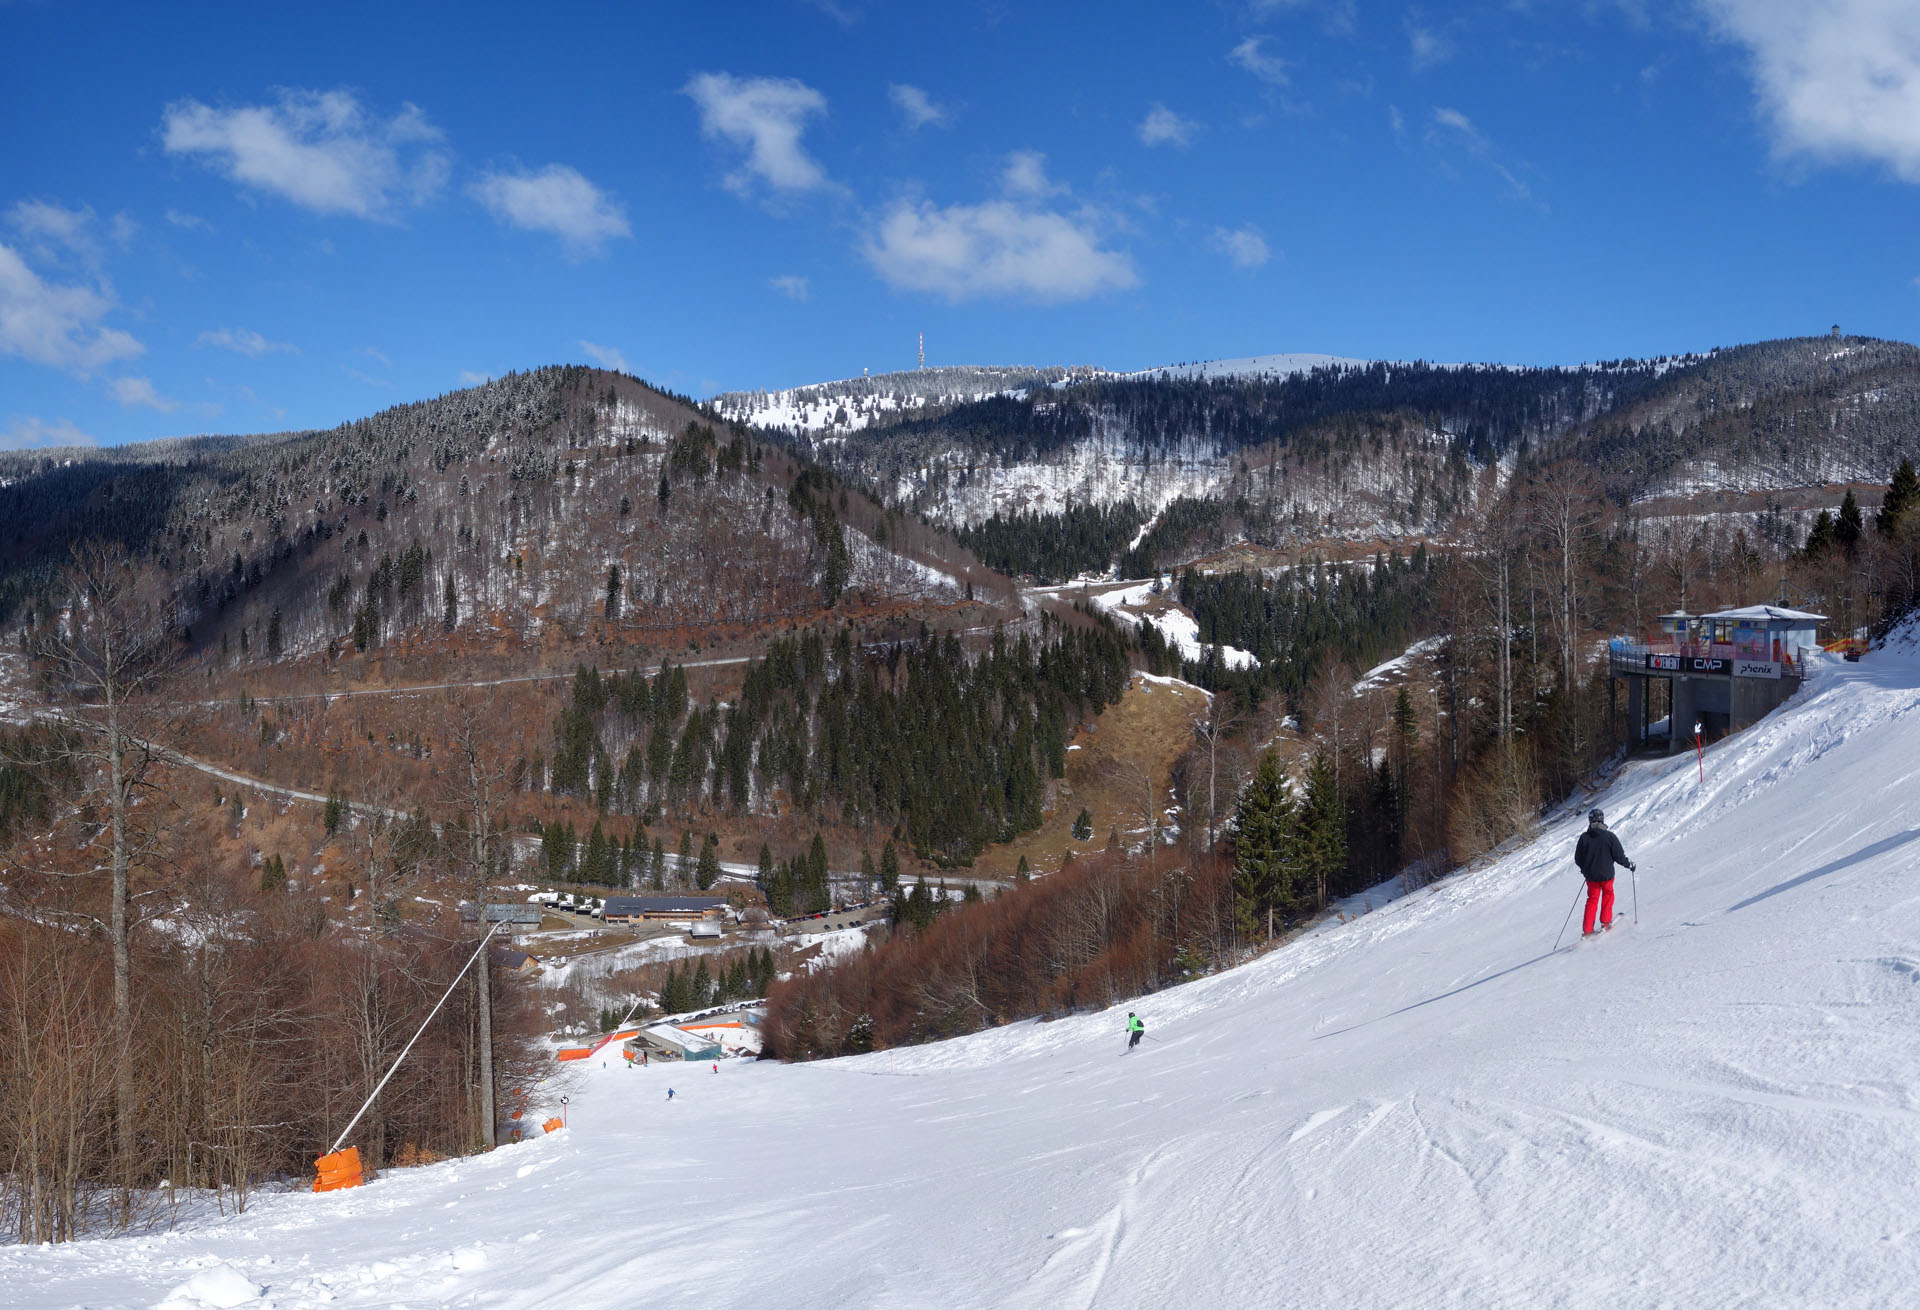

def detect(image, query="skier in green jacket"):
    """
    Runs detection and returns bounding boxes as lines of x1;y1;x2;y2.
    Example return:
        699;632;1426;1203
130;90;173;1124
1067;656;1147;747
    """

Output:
1126;1012;1145;1051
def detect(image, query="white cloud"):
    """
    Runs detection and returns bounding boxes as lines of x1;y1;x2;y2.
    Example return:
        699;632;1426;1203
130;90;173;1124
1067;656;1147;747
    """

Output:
1;415;96;450
160;89;450;219
1433;106;1483;144
110;375;178;412
470;163;630;256
1406;16;1456;69
1229;36;1290;85
458;370;492;386
166;208;210;232
770;274;810;300
1430;107;1539;204
579;340;630;372
683;73;832;196
197;327;298;357
357;345;392;368
889;83;947;130
863;198;1137;304
1701;0;1920;182
0;241;143;375
10;200;102;266
1139;103;1199;149
1002;150;1065;198
1209;224;1272;268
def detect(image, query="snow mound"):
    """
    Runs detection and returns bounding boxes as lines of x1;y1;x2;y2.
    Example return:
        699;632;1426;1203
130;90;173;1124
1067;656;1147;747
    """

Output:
156;1262;264;1308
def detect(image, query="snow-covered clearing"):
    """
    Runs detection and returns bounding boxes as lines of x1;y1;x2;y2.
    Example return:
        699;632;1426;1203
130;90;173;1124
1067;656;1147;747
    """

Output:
10;638;1920;1305
1353;635;1445;690
1093;581;1259;670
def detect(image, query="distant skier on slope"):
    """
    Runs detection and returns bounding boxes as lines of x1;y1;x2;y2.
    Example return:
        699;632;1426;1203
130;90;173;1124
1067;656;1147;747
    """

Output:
1126;1012;1145;1051
1574;808;1636;937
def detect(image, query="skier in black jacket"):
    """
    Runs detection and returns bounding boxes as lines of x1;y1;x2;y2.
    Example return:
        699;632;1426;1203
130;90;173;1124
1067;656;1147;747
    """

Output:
1574;808;1635;936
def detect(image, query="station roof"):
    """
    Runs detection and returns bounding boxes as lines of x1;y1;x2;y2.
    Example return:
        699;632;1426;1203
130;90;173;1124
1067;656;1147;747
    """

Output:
604;896;727;915
1699;605;1827;625
634;1024;723;1054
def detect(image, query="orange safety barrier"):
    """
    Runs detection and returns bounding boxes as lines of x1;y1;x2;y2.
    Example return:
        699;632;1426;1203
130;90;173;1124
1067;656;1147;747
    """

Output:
312;1147;365;1193
542;1117;563;1134
587;1029;642;1056
556;1047;592;1061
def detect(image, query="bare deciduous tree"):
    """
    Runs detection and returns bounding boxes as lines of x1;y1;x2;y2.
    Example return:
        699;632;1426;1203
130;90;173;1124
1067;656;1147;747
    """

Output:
34;545;175;1205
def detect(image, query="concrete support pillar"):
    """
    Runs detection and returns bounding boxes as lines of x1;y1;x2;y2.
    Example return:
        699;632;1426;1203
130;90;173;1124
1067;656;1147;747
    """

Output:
1670;678;1695;756
1626;677;1644;745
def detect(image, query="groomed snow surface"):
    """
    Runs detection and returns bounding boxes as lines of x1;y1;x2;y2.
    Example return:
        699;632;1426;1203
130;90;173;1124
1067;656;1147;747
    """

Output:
10;640;1920;1307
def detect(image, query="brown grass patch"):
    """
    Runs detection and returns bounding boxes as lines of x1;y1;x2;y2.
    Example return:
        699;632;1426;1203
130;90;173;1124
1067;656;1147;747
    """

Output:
968;672;1212;879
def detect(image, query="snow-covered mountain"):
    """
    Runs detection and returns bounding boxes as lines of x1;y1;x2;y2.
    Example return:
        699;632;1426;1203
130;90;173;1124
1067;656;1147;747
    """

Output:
14;628;1920;1307
710;364;1089;436
709;355;1380;438
1120;351;1373;381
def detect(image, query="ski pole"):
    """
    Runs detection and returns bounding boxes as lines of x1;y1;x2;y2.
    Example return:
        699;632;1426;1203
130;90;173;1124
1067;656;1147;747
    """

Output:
1553;882;1584;951
1631;864;1639;926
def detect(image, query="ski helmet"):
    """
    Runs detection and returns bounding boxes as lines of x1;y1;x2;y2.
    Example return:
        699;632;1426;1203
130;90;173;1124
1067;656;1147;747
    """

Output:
1588;808;1605;823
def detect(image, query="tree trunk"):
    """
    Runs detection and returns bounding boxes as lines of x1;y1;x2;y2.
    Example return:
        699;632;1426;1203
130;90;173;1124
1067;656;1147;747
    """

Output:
106;681;135;1198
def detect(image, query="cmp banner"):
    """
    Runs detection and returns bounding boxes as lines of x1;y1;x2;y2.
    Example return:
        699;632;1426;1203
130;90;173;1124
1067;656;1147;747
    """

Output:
1646;654;1729;674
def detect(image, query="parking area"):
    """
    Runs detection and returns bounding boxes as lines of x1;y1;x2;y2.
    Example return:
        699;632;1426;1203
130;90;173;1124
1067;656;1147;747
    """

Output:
786;900;891;935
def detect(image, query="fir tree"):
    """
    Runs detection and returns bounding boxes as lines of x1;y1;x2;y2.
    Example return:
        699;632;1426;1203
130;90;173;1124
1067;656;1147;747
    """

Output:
1229;751;1296;938
1879;458;1918;535
1297;755;1348;912
1805;509;1836;556
1836;489;1864;555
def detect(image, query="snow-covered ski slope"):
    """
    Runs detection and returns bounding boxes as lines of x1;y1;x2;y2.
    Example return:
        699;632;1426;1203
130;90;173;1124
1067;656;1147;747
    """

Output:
13;639;1920;1308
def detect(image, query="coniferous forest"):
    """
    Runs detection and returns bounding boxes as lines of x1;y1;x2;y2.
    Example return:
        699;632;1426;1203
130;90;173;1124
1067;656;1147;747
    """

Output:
537;617;1131;868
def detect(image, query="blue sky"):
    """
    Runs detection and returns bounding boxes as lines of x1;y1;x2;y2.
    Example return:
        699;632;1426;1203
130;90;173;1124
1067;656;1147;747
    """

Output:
2;1;1917;447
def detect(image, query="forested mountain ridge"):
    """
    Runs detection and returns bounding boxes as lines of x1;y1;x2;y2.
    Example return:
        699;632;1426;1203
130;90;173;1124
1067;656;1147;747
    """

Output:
710;364;1096;436
757;357;1675;539
739;336;1919;580
0;367;984;668
1565;335;1920;500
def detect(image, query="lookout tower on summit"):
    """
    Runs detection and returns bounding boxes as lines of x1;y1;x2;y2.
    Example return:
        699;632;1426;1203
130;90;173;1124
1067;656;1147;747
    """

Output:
1608;604;1826;753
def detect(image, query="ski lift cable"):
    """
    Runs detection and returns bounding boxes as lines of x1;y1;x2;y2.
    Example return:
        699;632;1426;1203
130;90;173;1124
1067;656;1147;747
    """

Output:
328;920;507;1156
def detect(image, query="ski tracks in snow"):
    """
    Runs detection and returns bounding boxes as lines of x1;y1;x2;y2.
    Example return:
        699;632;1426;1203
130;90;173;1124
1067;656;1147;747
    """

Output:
1018;1143;1173;1310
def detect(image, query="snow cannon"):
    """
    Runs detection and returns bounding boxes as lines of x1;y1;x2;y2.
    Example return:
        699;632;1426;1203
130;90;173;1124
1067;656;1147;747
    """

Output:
312;1147;365;1193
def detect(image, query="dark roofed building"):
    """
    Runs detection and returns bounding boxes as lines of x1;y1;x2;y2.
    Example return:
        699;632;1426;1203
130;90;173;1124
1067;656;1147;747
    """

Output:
603;895;727;924
488;947;539;978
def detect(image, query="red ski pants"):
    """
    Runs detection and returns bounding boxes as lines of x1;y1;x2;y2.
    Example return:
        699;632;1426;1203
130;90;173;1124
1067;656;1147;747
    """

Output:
1583;880;1615;934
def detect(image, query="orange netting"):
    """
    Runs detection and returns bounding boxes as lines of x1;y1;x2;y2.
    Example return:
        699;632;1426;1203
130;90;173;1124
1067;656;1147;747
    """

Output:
313;1146;365;1192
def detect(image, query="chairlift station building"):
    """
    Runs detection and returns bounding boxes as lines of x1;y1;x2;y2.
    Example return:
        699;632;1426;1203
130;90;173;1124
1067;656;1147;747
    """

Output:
1608;604;1825;752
